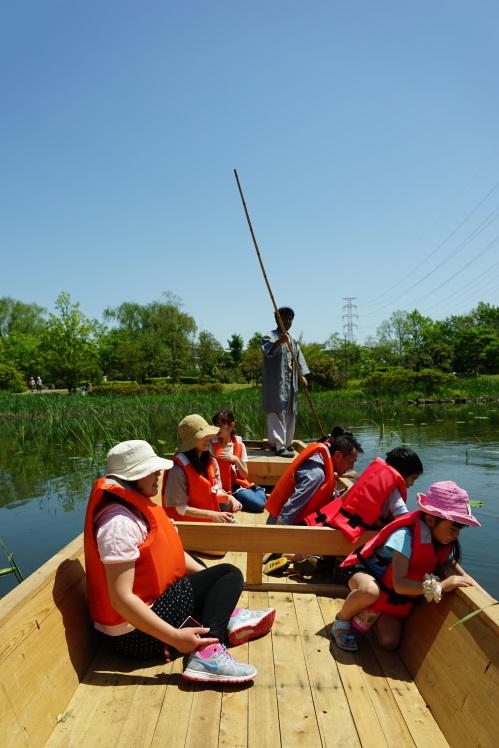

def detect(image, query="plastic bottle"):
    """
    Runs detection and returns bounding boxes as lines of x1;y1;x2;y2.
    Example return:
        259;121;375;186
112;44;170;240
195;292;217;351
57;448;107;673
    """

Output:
352;606;380;633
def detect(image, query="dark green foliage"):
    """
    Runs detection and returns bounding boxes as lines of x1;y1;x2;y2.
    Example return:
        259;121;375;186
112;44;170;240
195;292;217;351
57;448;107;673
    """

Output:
0;363;26;392
307;357;345;390
362;368;455;395
92;383;173;396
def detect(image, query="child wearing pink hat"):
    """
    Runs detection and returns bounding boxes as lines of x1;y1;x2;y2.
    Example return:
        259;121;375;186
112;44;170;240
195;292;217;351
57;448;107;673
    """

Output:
331;481;481;653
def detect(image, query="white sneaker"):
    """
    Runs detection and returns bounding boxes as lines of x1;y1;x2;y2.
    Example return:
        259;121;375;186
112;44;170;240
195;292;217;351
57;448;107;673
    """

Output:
182;643;256;682
226;607;276;645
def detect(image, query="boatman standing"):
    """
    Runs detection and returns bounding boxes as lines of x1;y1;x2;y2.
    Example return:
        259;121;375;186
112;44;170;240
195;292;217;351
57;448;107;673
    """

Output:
261;307;310;457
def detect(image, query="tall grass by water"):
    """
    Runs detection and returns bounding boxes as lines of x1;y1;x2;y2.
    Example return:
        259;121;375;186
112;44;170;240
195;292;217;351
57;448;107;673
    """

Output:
1;374;497;460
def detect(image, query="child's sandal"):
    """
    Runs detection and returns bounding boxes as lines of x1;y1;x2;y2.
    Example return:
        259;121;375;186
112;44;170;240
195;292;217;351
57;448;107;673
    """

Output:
331;615;359;652
262;552;282;565
263;556;290;575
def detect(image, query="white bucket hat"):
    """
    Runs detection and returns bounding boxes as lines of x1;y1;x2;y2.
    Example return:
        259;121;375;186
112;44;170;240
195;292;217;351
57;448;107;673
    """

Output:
107;440;173;481
178;414;220;452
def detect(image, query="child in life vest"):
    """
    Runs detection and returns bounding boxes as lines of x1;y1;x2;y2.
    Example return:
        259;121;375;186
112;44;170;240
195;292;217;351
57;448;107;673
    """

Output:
331;481;480;653
294;447;423;578
209;409;267;513
85;440;275;683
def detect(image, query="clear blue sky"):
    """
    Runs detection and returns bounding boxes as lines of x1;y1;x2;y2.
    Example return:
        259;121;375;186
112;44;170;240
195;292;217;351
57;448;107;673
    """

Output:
2;1;498;348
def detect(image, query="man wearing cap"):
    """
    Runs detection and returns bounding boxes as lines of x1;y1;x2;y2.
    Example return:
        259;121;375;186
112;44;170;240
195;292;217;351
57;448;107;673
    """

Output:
261;307;310;458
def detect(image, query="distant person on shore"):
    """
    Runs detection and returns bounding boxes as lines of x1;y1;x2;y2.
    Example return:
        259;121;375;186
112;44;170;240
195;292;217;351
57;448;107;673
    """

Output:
209;409;267;513
28;377;35;392
36;376;42;393
164;414;242;523
261;307;310;458
88;382;93;395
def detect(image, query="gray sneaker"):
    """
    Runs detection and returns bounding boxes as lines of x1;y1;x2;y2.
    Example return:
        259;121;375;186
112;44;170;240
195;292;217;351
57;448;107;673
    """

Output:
182;644;257;683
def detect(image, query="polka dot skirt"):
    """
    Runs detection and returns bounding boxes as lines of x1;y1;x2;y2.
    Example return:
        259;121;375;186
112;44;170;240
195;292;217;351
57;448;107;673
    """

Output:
102;576;194;660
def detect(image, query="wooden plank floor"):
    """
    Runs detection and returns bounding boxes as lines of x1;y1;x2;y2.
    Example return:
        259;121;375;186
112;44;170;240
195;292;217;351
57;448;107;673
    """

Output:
45;510;450;748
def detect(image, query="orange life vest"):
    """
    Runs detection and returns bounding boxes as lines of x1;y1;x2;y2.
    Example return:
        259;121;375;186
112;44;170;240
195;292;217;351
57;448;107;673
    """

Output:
163;452;220;522
341;510;451;618
304;457;407;542
210;435;251;492
265;442;334;523
84;476;186;627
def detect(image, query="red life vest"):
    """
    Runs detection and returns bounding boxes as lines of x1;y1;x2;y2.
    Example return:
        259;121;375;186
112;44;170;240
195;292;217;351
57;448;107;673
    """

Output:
163;452;220;523
84;476;186;627
265;442;334;523
341;510;451;618
210;435;251;491
304;457;407;542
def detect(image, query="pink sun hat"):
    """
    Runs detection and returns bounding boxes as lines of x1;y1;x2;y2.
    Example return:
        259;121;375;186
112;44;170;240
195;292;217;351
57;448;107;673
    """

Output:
417;481;480;527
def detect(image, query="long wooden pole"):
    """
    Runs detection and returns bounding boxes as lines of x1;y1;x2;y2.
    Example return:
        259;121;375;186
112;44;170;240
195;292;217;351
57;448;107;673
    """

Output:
234;169;325;438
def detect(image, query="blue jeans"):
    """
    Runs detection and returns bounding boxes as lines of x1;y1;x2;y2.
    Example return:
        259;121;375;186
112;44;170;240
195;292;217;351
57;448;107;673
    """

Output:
233;485;267;513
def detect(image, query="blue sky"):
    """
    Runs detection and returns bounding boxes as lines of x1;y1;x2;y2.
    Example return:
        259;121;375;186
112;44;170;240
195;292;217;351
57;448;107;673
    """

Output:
2;1;498;349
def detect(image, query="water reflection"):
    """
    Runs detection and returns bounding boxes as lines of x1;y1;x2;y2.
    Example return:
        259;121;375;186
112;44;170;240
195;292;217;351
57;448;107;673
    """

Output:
1;403;498;600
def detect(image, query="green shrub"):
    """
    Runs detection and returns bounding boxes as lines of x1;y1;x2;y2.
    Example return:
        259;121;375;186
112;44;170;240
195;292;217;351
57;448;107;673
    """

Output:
92;383;173;396
0;363;26;393
362;368;455;396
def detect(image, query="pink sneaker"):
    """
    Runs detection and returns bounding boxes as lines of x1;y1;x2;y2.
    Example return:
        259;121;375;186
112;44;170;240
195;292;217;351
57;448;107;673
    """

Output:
227;607;276;645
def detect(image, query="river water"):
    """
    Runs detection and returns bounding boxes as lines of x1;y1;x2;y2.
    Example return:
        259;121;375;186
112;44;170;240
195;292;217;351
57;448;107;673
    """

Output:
1;402;498;600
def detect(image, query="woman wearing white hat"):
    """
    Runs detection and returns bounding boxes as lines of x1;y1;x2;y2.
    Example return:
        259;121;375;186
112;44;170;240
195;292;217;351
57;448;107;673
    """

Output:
165;414;243;523
84;439;275;683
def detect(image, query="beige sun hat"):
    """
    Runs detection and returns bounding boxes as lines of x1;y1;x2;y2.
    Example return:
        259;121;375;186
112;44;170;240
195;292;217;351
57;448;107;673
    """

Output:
107;440;173;481
178;414;220;452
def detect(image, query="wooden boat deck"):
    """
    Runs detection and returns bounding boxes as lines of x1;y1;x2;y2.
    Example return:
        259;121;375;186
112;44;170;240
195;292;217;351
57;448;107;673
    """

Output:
2;509;498;748
44;589;448;748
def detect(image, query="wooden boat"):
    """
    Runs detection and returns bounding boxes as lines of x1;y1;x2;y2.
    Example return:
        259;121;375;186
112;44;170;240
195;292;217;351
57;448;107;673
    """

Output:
1;505;497;748
236;439;308;487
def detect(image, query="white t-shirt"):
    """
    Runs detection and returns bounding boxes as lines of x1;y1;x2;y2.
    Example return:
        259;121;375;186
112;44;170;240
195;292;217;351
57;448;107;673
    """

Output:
381;487;409;520
93;502;149;635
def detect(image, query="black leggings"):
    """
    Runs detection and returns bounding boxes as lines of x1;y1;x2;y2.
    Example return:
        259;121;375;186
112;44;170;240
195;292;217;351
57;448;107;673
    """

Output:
102;563;244;660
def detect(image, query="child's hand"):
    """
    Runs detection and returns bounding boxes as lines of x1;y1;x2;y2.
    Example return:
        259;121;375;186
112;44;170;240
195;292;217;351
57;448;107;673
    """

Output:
441;575;474;593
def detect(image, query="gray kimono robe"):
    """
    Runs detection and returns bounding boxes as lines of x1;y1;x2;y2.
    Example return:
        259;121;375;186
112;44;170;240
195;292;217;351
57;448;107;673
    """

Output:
261;327;310;414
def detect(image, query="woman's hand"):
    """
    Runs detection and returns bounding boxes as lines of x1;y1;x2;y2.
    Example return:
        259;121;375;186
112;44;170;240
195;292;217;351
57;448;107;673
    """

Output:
171;626;219;654
228;496;242;513
218;452;237;464
211;510;235;523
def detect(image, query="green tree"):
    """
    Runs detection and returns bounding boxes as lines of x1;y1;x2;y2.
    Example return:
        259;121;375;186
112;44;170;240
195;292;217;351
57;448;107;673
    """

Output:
0;297;46;338
227;333;244;368
104;293;197;383
240;348;262;384
197;330;224;380
377;311;410;359
0;362;25;392
41;292;99;390
246;332;263;351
